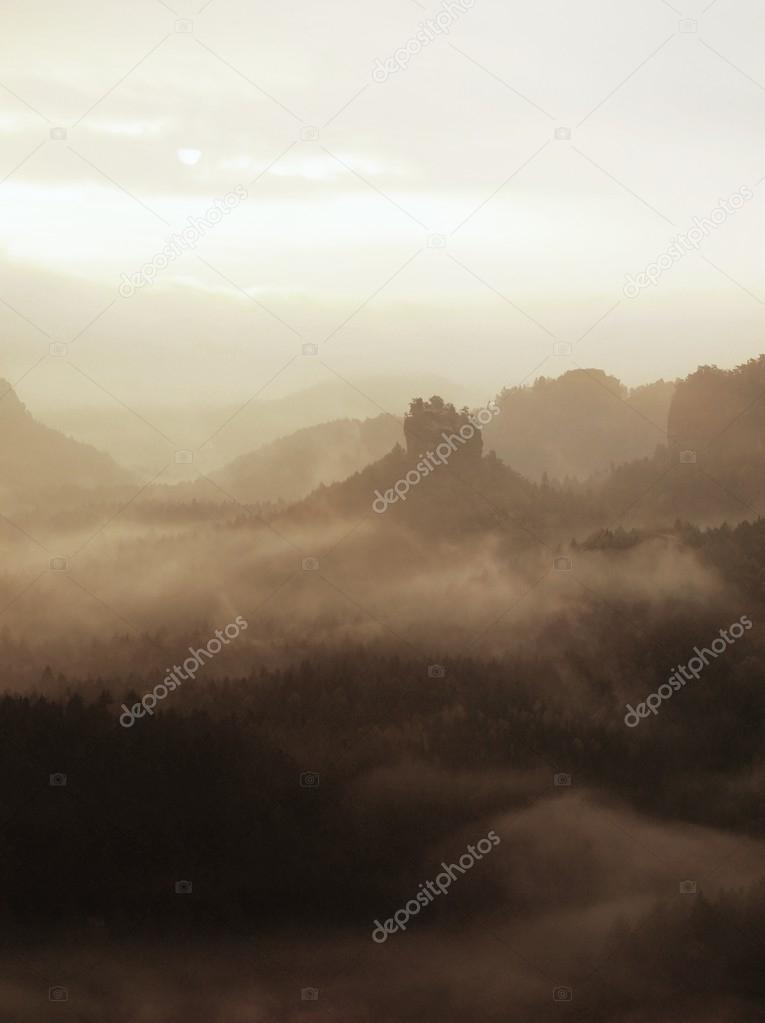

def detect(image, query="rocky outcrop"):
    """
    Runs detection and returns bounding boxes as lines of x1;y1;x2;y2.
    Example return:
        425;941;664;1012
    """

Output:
403;396;483;464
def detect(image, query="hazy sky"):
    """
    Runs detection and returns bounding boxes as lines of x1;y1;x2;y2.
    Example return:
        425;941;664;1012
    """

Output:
1;0;764;419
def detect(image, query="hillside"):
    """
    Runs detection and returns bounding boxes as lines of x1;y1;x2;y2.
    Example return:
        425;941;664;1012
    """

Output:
283;360;765;542
281;397;593;546
0;379;131;501
50;373;477;476
483;369;675;481
598;356;765;526
209;414;402;504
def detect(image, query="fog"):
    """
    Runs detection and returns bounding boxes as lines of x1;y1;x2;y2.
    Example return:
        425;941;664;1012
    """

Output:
3;789;763;1021
3;1;765;1016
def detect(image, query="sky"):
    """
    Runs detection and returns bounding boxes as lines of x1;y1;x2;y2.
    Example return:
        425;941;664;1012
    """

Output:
1;0;764;421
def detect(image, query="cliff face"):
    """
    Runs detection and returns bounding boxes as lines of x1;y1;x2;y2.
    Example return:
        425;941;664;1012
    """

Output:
403;396;483;464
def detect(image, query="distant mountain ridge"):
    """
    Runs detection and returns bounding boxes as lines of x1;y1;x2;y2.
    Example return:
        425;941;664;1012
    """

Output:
6;358;765;536
0;378;131;500
282;357;765;538
49;373;477;477
209;414;403;504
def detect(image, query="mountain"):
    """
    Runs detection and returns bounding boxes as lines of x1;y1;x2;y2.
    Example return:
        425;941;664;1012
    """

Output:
50;374;478;477
208;414;403;504
668;357;765;460
282;397;583;544
0;379;131;501
482;369;675;481
595;356;765;526
283;360;765;545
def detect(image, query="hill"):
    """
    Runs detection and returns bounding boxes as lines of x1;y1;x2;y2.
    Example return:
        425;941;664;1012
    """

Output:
0;379;132;503
51;373;477;476
209;414;403;504
599;356;765;526
482;369;674;481
282;359;765;542
282;397;596;545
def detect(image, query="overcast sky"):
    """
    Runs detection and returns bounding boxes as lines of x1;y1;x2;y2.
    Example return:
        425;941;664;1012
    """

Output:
1;0;764;417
